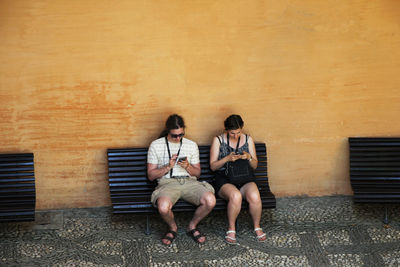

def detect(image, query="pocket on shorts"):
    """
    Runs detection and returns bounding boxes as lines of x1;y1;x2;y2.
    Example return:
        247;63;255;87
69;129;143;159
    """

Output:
151;179;172;206
201;181;215;194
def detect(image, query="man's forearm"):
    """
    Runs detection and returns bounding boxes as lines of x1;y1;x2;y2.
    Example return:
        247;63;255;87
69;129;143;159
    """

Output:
185;164;201;178
148;165;170;181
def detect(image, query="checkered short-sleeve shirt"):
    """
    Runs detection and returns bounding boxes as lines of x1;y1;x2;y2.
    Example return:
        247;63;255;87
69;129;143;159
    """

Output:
147;137;200;178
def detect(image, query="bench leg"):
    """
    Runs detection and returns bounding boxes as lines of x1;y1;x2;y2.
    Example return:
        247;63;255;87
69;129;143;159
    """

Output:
383;206;389;225
145;215;151;235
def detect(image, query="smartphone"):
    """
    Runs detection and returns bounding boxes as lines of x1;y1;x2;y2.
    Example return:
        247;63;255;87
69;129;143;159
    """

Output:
178;156;187;162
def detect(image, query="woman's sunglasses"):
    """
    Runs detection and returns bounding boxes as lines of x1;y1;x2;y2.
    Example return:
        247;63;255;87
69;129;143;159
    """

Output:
170;133;185;138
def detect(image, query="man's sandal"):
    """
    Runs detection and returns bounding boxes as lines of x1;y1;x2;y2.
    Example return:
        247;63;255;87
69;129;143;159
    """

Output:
162;230;177;246
254;228;267;242
186;228;206;244
225;230;238;245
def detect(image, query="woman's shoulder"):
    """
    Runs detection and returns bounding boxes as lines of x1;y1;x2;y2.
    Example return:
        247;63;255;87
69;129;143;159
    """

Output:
241;133;250;138
216;133;226;143
242;133;254;143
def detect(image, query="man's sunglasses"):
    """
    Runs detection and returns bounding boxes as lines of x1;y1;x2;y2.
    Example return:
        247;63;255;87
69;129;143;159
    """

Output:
170;133;185;138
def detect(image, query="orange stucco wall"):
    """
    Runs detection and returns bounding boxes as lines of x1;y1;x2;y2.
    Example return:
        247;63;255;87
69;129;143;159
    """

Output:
1;1;400;209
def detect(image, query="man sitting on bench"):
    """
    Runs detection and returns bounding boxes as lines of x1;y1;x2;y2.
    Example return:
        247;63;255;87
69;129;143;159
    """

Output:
147;114;216;246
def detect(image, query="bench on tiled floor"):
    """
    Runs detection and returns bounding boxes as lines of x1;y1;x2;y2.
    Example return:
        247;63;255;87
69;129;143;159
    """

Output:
349;137;400;223
107;143;276;233
0;153;36;222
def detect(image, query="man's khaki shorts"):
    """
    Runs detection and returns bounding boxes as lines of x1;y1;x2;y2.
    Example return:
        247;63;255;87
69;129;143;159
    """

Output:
151;176;215;207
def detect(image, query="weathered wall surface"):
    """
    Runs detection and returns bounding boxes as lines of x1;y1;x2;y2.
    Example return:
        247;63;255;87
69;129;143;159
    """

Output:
1;0;399;209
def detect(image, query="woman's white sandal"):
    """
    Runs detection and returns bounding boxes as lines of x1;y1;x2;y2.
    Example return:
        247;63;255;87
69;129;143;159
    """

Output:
225;230;238;245
254;228;266;242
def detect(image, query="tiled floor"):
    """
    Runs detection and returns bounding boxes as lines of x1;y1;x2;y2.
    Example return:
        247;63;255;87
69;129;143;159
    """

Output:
1;196;400;266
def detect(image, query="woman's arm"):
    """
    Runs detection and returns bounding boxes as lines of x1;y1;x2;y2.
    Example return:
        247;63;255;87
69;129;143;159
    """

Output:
209;136;238;171
244;136;258;169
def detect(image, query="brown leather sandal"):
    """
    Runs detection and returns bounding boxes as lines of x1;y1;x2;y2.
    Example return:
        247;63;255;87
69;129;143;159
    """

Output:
162;230;177;246
186;228;206;244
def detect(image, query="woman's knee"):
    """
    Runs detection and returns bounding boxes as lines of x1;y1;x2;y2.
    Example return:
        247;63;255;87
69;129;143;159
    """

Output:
229;191;242;205
247;190;261;205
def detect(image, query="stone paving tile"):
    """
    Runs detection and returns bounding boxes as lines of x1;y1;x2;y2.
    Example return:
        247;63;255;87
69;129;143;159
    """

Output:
316;229;352;247
1;196;400;267
381;250;400;266
367;227;400;243
326;254;363;267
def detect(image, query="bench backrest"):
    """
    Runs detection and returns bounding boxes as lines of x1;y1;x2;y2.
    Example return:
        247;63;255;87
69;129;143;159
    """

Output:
349;137;400;203
108;143;275;214
0;153;36;222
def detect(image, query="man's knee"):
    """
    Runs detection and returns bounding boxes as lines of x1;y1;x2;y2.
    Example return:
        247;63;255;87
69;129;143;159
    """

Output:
201;192;216;209
157;197;173;215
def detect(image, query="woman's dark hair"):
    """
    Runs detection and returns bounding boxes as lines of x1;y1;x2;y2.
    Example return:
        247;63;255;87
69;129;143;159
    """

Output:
224;114;244;130
159;114;186;137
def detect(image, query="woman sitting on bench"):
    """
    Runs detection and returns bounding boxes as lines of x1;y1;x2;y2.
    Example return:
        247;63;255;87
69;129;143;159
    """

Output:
209;114;267;244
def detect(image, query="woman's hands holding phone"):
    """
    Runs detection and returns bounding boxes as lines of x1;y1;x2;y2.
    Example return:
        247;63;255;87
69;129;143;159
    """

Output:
226;152;241;162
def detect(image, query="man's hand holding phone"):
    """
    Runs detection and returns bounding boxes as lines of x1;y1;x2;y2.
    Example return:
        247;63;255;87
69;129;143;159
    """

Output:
178;156;187;163
177;156;189;170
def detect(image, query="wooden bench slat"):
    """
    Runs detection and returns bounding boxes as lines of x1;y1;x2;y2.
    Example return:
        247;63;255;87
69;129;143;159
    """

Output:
0;210;35;223
109;177;150;182
0;199;35;204
109;178;149;183
108;161;147;167
0;162;34;168
0;194;36;198
0;188;36;194
350;169;400;175
0;172;35;178
108;156;147;162
350;141;400;146
0;178;35;183
0;166;34;171
351;162;400;167
108;171;147;178
0;183;35;192
351;171;400;176
349;137;400;142
108;166;147;172
351;147;400;152
0;204;35;209
351;177;400;181
350;153;400;159
0;154;33;160
108;151;148;157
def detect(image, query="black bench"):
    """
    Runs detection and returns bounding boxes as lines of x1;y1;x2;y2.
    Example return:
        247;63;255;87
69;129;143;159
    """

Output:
107;143;276;233
349;137;400;223
0;153;36;222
